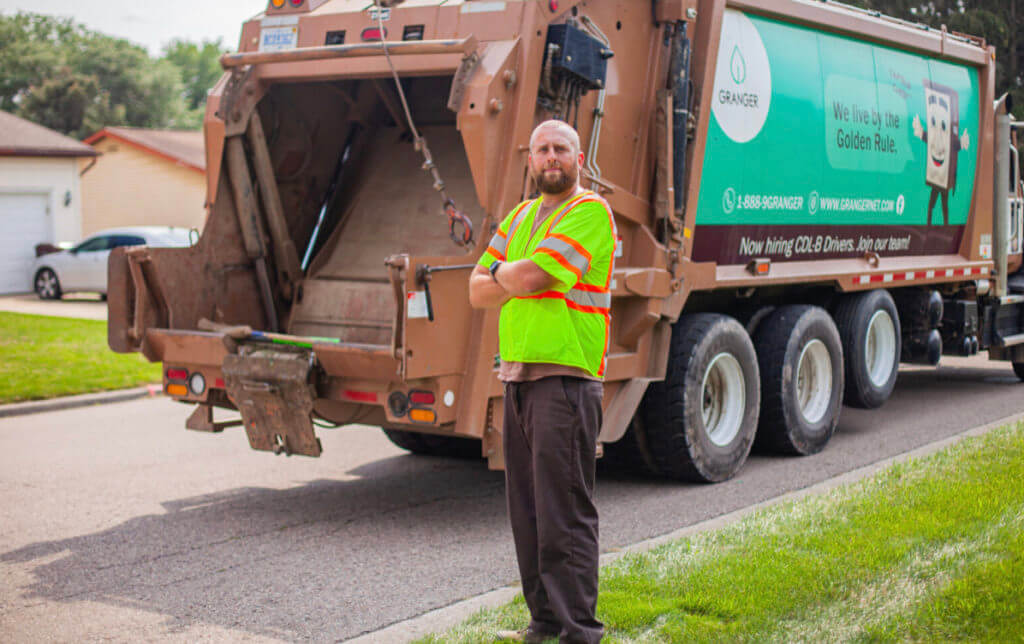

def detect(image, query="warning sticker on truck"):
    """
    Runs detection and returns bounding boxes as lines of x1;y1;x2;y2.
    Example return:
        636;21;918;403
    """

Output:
407;291;429;319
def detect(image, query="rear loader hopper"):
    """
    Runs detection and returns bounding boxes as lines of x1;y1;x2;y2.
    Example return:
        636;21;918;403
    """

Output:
108;0;1024;482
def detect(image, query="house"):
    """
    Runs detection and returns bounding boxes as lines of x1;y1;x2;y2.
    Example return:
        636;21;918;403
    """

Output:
0;110;97;294
81;127;207;236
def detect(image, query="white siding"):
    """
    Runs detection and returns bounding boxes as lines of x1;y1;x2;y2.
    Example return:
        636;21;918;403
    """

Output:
0;156;84;293
0;156;83;244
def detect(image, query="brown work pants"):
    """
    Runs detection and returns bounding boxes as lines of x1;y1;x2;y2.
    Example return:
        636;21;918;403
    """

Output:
503;376;604;644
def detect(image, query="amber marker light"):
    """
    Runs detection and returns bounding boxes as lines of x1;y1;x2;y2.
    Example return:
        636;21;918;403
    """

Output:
409;408;436;424
270;0;286;8
166;383;188;397
746;258;771;275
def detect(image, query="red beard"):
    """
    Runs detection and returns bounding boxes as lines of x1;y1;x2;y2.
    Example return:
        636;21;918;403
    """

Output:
535;166;575;194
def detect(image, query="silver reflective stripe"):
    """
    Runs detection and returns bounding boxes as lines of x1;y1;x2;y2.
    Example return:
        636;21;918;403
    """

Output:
537;237;590;275
507;203;533;239
566;288;610;309
488;232;507;255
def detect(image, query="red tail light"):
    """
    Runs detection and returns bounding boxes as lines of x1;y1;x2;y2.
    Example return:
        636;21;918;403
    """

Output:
409;390;435;405
361;27;386;41
343;390;379;403
167;368;188;381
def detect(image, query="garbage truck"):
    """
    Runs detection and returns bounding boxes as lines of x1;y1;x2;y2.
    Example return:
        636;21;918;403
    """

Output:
108;0;1024;482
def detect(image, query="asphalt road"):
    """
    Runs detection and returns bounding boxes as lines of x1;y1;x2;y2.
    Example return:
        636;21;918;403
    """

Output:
2;356;1022;643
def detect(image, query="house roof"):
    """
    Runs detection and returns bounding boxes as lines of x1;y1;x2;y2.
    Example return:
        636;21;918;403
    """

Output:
84;127;205;172
0;110;98;158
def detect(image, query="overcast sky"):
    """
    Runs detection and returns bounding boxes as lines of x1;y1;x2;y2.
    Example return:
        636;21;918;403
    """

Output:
0;0;265;55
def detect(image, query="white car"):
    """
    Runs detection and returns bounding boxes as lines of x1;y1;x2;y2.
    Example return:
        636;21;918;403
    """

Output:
32;226;195;300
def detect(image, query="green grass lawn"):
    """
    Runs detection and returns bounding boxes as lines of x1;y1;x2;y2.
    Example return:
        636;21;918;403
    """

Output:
0;311;161;403
422;423;1024;643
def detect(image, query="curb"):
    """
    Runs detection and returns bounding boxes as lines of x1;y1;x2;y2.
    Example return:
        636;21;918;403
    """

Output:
0;385;163;419
343;410;1024;643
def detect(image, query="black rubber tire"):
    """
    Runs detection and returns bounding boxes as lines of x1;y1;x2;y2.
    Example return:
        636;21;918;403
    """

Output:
1012;362;1024;381
34;268;62;300
834;290;901;409
753;305;844;455
601;416;659;476
637;313;760;483
381;428;481;459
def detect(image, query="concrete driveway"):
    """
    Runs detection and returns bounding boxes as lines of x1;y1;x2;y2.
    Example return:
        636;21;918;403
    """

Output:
0;293;107;321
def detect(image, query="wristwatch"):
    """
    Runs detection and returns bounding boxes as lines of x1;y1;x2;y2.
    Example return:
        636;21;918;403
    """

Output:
489;261;503;282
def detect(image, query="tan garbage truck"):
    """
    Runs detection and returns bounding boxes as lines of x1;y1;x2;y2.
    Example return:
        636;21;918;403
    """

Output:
108;0;1024;482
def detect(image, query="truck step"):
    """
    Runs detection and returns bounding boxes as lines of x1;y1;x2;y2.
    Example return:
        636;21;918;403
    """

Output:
994;332;1024;347
222;349;321;457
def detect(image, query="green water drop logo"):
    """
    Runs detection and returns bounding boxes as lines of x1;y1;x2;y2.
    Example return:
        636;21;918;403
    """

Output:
730;46;746;84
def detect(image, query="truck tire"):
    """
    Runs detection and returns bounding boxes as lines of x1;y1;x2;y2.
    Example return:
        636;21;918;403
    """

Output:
638;314;760;483
382;428;481;459
834;290;901;408
601;417;659;476
754;306;844;455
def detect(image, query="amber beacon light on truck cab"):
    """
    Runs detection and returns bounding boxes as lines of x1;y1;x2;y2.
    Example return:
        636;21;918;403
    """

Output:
109;0;1024;482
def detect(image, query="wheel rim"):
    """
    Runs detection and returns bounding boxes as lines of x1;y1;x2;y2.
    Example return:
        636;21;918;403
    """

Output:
701;352;745;447
796;339;832;424
864;310;897;387
36;271;57;298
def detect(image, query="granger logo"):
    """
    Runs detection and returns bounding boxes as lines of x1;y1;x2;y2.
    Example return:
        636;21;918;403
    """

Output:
730;46;746;84
712;10;771;144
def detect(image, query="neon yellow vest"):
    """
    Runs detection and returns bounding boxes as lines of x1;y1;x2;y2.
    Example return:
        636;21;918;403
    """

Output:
478;191;616;377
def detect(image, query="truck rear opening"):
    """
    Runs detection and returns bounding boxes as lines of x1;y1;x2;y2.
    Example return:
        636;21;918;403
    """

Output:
273;76;485;345
108;35;495;457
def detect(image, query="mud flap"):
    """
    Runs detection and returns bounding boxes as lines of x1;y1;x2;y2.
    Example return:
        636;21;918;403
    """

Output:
222;350;322;456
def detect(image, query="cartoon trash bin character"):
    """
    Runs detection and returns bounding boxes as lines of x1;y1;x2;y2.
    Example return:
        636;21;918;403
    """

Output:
912;79;970;225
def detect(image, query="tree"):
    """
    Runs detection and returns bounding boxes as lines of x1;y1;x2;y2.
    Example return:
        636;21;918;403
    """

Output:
850;0;1023;113
162;38;228;129
0;11;213;137
16;67;123;138
163;39;226;111
0;13;76;114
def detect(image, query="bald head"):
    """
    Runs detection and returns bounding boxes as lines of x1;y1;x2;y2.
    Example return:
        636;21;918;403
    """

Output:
529;120;581;155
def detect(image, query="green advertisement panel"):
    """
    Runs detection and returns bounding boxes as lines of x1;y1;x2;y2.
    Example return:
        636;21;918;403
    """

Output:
693;10;981;264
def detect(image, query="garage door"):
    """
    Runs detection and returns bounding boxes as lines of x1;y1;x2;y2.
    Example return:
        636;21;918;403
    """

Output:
0;193;51;294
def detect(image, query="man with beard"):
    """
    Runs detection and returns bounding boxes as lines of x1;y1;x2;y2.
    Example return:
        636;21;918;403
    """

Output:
469;120;616;643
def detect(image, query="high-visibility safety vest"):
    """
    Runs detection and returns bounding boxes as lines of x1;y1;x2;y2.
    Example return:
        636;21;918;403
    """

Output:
478;190;617;378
